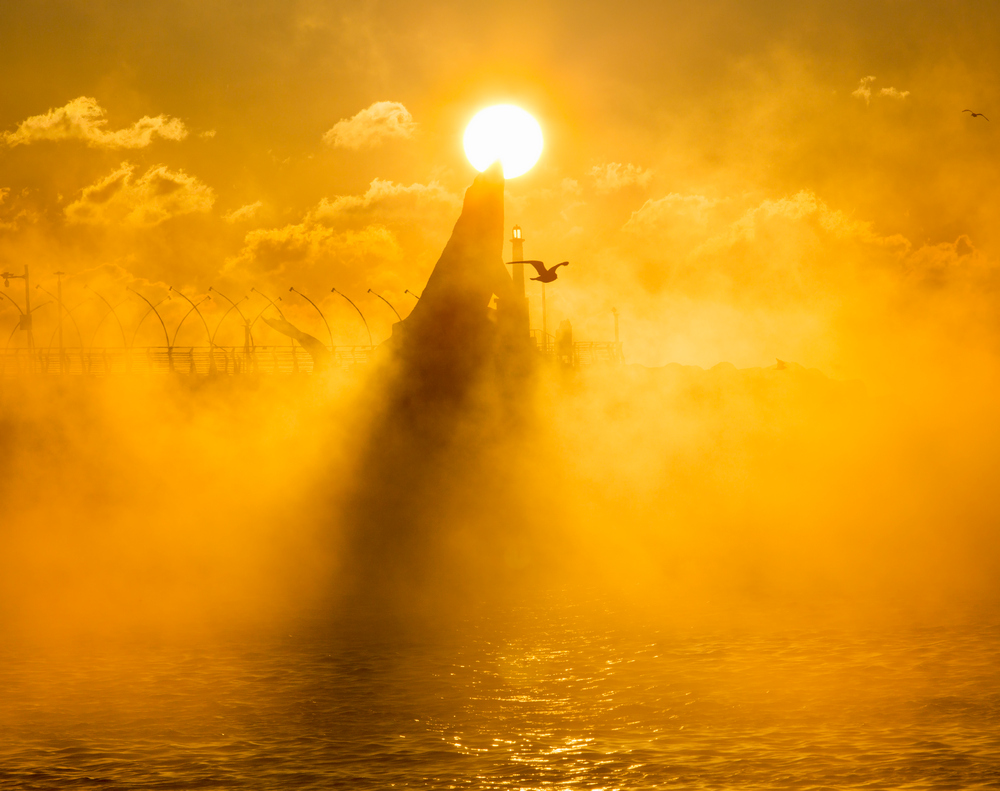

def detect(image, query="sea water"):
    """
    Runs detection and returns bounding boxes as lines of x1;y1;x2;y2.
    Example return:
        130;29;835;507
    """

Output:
2;605;999;789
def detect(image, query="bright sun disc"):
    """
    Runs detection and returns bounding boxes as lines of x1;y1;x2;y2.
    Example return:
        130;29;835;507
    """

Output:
464;105;543;179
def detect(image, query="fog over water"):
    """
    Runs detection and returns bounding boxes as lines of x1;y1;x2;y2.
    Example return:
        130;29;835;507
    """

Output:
4;1;1000;786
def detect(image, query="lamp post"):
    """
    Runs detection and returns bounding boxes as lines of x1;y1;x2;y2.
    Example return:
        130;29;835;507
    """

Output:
250;287;285;318
127;288;173;372
1;265;33;349
170;295;213;347
55;272;64;370
36;284;85;371
404;289;421;301
368;288;402;321
288;286;333;348
86;287;127;348
127;289;171;348
331;288;372;347
209;287;252;353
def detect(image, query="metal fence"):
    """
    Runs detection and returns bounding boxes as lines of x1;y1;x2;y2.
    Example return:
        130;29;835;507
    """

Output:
0;340;623;377
0;345;374;376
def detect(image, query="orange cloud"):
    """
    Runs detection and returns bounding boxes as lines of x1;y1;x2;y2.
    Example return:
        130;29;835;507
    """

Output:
322;101;416;149
1;97;187;149
224;201;263;223
591;162;653;192
852;76;877;105
65;162;214;226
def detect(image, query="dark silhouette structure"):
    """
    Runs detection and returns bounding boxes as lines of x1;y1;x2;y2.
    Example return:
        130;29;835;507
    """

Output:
341;161;538;616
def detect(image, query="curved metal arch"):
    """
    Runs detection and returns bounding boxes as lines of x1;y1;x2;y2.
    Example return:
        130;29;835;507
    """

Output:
3;301;49;352
250;288;285;319
248;302;279;334
36;285;86;348
331;287;373;347
168;287;213;346
209;296;248;346
86;287;128;348
289;286;333;347
127;288;171;348
0;290;24;314
368;288;403;321
208;287;252;347
171;296;212;347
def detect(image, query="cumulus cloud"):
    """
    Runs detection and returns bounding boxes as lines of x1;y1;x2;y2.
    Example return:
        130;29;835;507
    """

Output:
1;97;187;149
65;162;214;226
227;179;458;285
322;101;416;149
717;191;910;252
852;76;877;105
0;187;40;232
309;177;457;220
591;162;653;192
224;201;263;223
879;86;910;100
851;77;909;105
624;193;719;231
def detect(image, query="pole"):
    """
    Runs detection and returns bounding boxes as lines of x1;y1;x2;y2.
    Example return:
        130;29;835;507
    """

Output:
331;288;373;347
23;265;33;349
367;289;402;321
288;287;333;348
542;283;547;353
55;271;64;372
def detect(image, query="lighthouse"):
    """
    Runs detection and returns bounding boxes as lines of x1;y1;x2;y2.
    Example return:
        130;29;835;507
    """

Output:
509;225;530;338
511;225;525;298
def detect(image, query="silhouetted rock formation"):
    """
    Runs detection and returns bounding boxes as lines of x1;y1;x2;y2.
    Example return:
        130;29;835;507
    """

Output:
340;162;536;616
384;161;521;406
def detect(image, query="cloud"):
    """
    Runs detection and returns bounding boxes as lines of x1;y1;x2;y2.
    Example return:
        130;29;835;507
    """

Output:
65;162;214;226
721;190;910;251
852;76;877;105
1;97;187;149
224;201;263;223
879;87;910;100
308;177;458;221
0;187;40;232
591;162;653;192
624;193;718;231
322;101;416;149
851;77;909;105
227;179;458;286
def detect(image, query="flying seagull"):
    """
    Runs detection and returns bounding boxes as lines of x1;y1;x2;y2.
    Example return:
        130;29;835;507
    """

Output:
963;109;990;121
510;260;569;283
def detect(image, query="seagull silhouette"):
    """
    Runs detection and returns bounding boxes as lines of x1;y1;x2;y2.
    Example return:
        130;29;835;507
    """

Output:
963;109;990;121
511;260;569;283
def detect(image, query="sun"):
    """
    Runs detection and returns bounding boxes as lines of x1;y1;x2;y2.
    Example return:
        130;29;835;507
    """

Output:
463;105;543;179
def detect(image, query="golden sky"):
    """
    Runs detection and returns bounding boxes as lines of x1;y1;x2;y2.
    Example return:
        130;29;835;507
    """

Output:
2;0;999;372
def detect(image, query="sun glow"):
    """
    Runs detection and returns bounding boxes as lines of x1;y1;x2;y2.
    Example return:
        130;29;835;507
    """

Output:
463;105;543;179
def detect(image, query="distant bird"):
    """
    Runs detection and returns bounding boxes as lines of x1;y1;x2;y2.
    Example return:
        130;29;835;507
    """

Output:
963;109;990;121
511;260;569;283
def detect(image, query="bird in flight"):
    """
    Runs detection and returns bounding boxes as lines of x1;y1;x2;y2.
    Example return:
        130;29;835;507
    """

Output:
511;260;570;283
963;109;990;121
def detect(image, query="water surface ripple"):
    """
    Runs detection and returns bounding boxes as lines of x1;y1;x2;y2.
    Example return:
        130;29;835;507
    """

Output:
2;613;999;789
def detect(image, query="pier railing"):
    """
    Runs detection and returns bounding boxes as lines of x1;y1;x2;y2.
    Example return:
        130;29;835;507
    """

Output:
0;345;374;376
1;340;623;376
